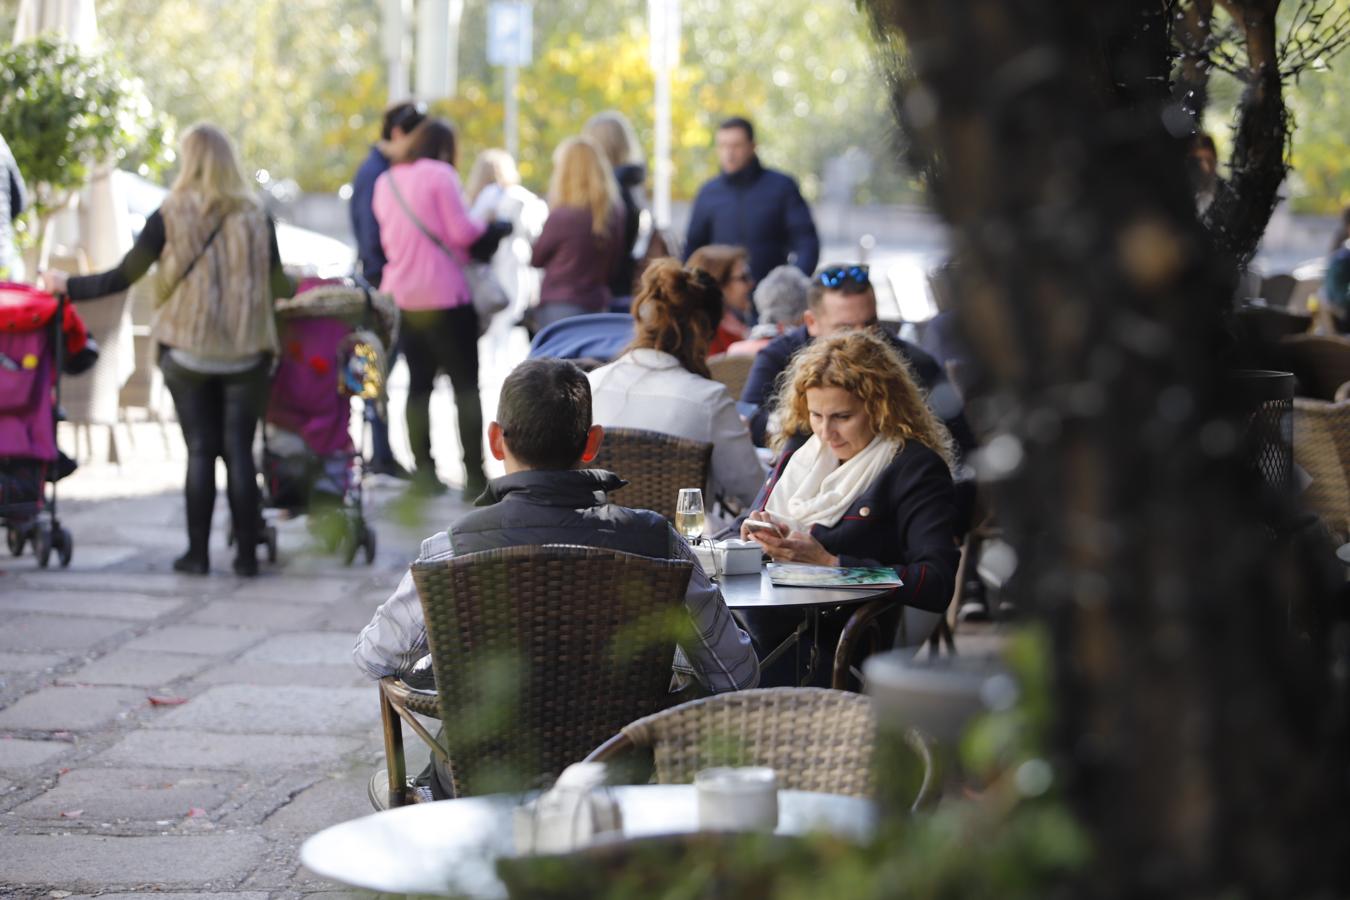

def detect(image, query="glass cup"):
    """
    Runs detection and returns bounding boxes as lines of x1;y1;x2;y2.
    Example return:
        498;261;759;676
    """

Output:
675;488;706;545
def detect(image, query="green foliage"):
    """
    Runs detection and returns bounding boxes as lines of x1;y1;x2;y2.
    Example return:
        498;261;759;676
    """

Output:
0;36;171;232
70;0;912;202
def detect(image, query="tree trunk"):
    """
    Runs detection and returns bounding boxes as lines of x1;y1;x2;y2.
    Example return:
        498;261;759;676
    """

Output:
861;0;1349;895
1175;0;1216;121
1206;0;1289;265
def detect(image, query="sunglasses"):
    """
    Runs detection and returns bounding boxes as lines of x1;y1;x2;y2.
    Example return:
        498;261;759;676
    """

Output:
815;265;870;288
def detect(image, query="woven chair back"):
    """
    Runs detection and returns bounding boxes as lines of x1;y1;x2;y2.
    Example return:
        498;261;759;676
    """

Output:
708;354;755;400
590;427;713;520
1278;335;1350;400
616;687;877;797
1293;398;1350;541
411;544;692;796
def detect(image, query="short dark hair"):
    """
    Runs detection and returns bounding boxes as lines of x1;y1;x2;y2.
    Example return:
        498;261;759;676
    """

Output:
381;101;426;141
717;117;755;143
807;264;875;310
497;359;593;470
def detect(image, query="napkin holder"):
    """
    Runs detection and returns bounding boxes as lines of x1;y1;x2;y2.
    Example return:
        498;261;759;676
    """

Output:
513;763;622;855
715;539;762;576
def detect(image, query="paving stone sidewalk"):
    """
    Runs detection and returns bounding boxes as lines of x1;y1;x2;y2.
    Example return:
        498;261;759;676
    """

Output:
0;454;470;899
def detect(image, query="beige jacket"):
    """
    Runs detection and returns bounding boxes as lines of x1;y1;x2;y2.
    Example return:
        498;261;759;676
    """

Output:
153;192;277;358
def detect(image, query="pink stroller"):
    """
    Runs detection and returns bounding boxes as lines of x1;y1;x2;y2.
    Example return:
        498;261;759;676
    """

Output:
0;284;83;568
250;278;397;565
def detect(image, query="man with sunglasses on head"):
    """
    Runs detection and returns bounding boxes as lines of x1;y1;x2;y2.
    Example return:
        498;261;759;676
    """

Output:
740;264;976;457
684;117;819;287
347;101;427;480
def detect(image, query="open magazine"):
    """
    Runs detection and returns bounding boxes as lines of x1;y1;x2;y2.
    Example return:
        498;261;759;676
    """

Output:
766;563;904;589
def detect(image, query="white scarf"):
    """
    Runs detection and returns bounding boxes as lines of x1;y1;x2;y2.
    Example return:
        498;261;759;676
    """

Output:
765;434;900;531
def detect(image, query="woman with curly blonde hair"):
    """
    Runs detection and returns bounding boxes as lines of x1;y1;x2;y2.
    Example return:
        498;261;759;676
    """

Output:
740;331;960;682
531;136;624;330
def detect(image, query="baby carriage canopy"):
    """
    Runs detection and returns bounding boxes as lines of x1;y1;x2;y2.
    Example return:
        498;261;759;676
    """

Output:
0;283;92;462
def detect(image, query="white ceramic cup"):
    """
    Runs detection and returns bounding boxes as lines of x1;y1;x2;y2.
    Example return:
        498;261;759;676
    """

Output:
695;766;779;832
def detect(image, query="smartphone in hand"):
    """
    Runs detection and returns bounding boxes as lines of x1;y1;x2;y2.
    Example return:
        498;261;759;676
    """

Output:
744;517;785;538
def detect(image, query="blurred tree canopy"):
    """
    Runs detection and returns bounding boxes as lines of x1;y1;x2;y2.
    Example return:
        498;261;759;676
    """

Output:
0;0;912;202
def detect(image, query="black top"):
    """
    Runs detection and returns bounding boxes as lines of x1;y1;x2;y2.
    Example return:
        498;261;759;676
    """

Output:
752;438;960;614
609;163;645;298
66;207;292;302
739;324;977;455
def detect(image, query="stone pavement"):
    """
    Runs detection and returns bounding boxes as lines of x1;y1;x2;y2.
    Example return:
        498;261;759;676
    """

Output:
0;434;474;898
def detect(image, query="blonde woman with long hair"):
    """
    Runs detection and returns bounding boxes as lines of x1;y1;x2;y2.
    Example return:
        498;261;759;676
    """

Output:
529;136;624;331
583;111;648;301
42;123;293;577
738;329;960;684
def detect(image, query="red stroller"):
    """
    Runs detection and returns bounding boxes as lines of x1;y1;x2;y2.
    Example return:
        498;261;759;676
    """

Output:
0;283;89;568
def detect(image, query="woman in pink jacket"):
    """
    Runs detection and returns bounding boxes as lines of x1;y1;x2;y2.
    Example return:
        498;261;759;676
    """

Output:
373;118;488;498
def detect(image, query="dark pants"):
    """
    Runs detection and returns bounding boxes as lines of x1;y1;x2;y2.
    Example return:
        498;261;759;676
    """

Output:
400;305;484;481
160;352;270;562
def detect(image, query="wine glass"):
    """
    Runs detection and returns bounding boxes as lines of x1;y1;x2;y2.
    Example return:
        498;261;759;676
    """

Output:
675;488;706;545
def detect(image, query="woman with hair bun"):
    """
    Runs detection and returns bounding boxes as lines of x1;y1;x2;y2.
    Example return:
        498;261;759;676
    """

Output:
586;258;766;510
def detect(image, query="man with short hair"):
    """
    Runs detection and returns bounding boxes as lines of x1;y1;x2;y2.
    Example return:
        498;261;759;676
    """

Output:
347;101;426;479
740;264;975;454
354;358;759;796
684;117;819;285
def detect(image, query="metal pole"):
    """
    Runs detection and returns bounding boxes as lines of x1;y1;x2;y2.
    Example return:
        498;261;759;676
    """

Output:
654;62;671;228
504;62;519;161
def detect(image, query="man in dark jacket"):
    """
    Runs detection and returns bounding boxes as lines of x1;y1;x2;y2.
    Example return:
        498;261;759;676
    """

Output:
348;101;425;479
684;118;819;284
740;265;975;457
354;358;759;798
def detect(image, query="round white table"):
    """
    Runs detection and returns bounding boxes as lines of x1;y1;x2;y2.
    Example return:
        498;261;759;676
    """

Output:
300;785;876;898
718;571;893;685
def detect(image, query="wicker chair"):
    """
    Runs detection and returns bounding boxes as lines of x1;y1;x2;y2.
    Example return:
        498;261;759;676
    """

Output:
376;544;692;806
1293;397;1350;542
1277;335;1350;400
590;427;713;520
584;687;934;805
708;353;755;400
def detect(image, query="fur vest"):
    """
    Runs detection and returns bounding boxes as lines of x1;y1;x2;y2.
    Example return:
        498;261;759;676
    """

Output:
153;192;277;357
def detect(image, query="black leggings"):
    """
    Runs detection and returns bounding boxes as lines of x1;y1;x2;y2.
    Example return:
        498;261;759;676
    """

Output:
400;305;484;480
160;352;270;561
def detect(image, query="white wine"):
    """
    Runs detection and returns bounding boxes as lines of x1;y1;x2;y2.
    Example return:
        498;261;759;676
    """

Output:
675;510;706;541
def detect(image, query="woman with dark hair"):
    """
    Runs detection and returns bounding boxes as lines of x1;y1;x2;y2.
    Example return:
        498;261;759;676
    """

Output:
373;117;489;498
688;244;755;355
586;259;765;509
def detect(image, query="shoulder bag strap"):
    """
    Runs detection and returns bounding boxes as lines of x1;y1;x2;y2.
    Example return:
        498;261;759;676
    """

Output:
160;213;228;301
386;172;456;260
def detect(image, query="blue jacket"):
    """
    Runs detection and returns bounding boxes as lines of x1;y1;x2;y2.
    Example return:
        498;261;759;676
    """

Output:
684;157;819;283
349;145;390;288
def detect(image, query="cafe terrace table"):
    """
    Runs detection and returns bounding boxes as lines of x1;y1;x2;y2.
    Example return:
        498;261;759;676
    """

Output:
300;785;876;898
717;570;894;686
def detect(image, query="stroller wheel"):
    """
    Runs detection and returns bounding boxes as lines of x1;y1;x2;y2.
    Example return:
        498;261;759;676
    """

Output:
265;526;278;564
53;527;73;568
34;525;52;569
7;527;24;557
362;526;377;565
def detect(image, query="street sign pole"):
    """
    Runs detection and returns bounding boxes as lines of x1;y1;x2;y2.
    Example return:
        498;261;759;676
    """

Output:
488;2;532;162
504;62;519;160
